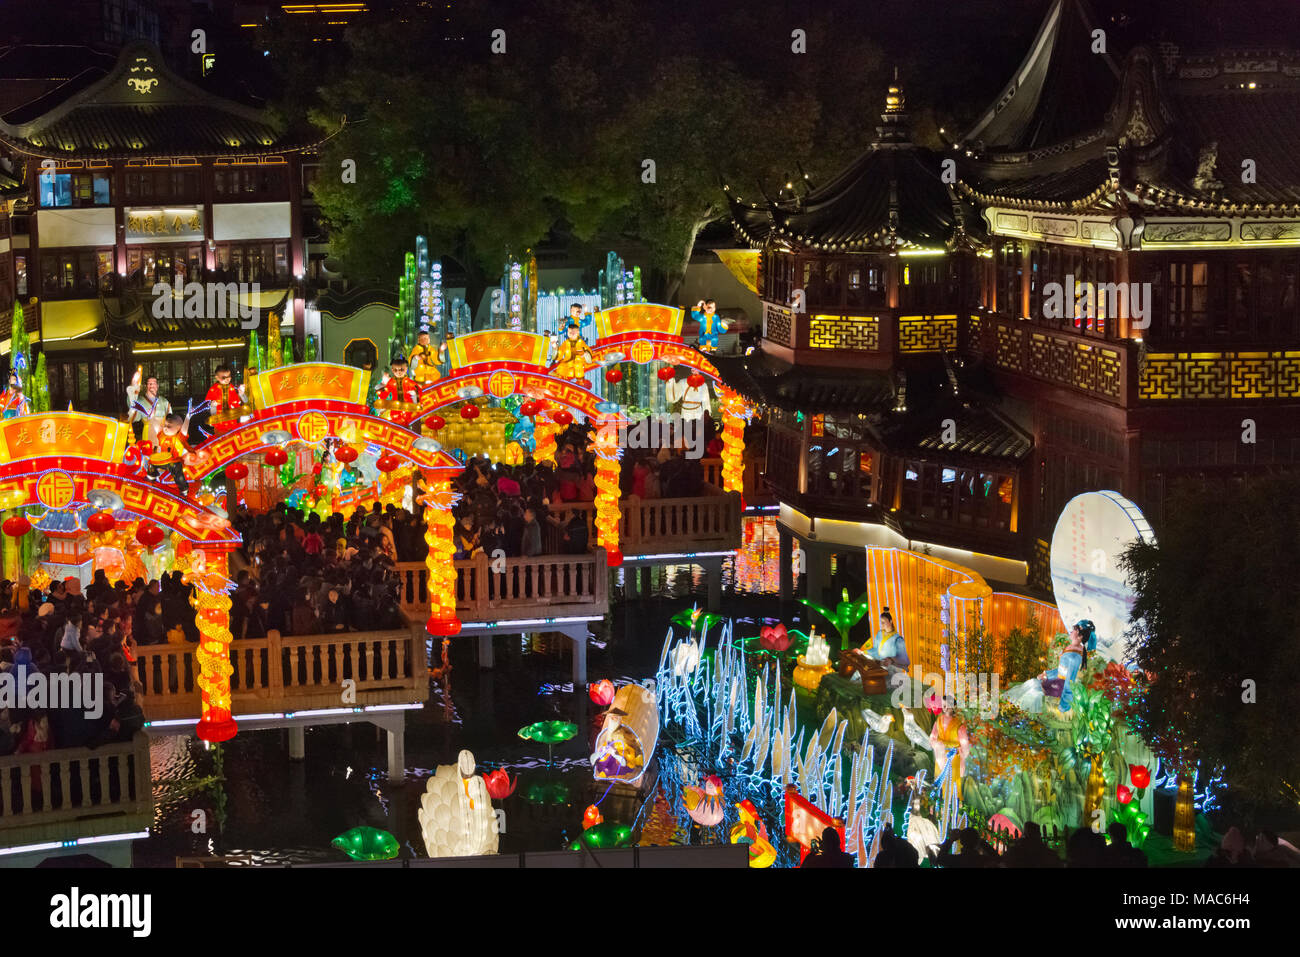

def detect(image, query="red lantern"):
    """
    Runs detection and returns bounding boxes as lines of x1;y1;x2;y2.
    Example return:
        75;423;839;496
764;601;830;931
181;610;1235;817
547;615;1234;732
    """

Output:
553;409;573;426
483;769;517;800
376;454;400;474
136;521;164;549
519;400;539;417
426;414;446;432
604;368;623;385
589;679;615;706
87;511;116;534
1129;765;1151;789
656;367;675;382
1117;785;1133;805
3;515;31;538
583;804;603;830
687;373;706;388
334;446;358;464
460;403;479;420
226;462;249;481
265;447;288;467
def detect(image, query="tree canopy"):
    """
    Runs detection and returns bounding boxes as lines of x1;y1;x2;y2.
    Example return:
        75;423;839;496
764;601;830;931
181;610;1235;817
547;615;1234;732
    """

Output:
1120;475;1300;812
290;0;890;300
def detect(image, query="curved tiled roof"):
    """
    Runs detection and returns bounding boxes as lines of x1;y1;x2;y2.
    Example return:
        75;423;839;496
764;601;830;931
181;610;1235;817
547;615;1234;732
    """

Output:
0;42;323;158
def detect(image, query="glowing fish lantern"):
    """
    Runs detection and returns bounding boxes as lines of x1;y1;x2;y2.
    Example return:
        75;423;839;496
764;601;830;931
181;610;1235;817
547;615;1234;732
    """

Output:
583;804;603;830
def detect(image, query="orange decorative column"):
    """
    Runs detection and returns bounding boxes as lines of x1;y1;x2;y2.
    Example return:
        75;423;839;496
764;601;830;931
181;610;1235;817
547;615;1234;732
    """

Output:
533;411;558;466
185;546;237;743
719;390;749;504
422;473;461;636
593;404;624;566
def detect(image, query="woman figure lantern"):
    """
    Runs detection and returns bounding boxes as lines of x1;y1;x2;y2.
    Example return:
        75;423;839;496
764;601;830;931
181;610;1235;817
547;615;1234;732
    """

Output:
3;369;28;419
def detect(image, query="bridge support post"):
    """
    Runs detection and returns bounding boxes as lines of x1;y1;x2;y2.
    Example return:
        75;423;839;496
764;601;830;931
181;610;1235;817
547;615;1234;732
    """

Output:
385;714;406;784
804;540;832;607
625;565;638;599
639;565;651;597
779;525;794;601
477;634;495;669
704;556;724;612
288;725;306;761
559;624;588;686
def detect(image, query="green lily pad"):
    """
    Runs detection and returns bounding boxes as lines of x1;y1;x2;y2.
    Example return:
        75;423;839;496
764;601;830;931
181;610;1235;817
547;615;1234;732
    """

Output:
518;720;578;745
570;822;632;850
523;779;572;805
332;826;399;861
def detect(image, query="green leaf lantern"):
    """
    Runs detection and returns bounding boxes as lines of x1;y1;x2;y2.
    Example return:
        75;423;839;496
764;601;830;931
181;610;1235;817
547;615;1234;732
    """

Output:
517;720;578;745
332;826;400;861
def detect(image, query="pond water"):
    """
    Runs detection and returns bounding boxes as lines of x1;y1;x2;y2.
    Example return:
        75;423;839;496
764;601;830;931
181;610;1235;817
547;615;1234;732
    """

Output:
134;516;812;866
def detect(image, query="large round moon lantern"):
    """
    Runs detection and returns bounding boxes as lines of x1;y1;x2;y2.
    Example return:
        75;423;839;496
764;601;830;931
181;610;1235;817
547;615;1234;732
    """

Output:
1049;491;1155;664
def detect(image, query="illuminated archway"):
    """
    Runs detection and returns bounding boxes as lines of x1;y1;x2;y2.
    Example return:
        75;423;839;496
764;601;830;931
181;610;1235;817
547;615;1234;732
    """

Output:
0;412;240;741
402;313;751;562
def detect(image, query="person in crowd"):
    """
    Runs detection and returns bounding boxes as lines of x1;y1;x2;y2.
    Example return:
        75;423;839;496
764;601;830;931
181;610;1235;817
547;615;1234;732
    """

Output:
800;826;856;868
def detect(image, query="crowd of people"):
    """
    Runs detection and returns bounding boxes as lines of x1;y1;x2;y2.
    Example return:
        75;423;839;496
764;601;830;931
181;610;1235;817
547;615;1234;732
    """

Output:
0;575;147;757
228;503;412;638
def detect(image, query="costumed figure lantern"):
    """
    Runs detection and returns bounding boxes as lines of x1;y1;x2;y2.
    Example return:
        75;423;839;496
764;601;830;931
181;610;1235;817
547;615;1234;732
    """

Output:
375;354;421;427
408;330;446;385
591;684;659;786
205;364;245;435
550;316;595;383
3;369;29;419
126;367;173;443
692;298;729;352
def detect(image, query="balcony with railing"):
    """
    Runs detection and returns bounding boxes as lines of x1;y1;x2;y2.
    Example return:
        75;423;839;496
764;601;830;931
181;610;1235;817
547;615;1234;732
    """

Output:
134;627;427;725
0;734;153;854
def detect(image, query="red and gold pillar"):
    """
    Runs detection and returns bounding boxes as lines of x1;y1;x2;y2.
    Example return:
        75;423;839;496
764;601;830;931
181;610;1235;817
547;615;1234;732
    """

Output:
187;546;237;743
719;390;749;505
593;407;624;567
422;472;461;636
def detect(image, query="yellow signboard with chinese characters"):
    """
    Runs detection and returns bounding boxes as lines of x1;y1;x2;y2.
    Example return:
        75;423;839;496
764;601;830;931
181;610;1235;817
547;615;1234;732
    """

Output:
124;206;203;243
246;362;369;410
0;413;129;464
449;331;550;369
594;303;683;340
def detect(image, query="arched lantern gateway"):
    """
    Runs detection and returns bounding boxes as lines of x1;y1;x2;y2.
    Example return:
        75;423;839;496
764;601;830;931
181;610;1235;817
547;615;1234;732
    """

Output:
191;362;465;637
0;412;243;742
407;308;752;563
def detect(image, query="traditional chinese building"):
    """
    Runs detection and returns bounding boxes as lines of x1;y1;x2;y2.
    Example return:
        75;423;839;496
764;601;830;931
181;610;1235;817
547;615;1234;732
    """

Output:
722;75;1034;593
0;40;324;415
725;0;1300;594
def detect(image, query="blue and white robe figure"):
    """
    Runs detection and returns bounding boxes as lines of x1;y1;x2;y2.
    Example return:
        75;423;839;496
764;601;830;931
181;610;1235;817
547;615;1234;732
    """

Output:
692;306;728;352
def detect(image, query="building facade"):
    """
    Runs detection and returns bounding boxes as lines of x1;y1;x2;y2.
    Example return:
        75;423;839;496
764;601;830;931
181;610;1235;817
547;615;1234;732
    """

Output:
725;0;1300;593
0;40;321;416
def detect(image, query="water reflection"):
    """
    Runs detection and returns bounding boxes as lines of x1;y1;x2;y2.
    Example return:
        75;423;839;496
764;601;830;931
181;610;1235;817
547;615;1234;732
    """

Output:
136;515;805;866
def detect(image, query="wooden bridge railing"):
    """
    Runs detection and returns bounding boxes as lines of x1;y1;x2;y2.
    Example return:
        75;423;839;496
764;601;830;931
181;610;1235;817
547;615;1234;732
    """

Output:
0;733;152;845
546;491;742;557
395;550;610;622
134;627;427;723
